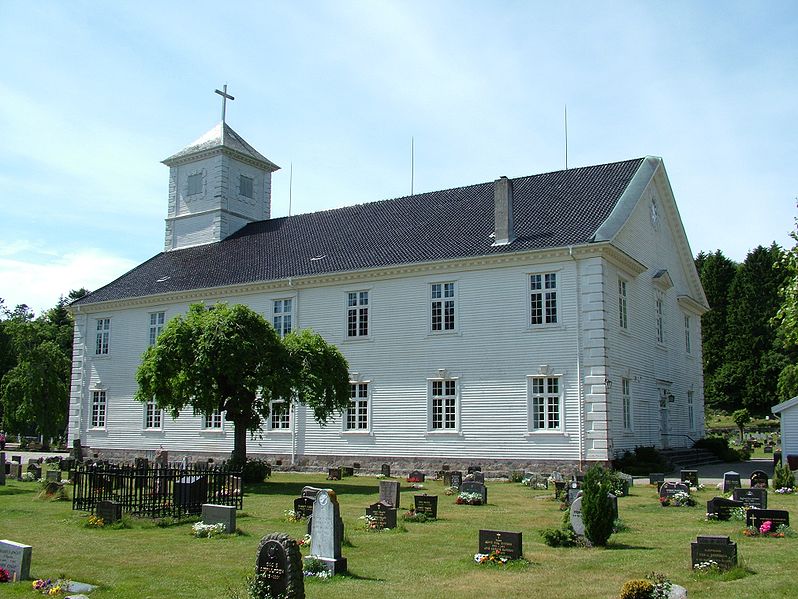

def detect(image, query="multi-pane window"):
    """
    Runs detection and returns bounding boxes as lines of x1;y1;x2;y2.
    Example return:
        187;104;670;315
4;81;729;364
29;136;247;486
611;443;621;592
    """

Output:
91;390;107;428
346;383;369;430
530;376;561;430
618;278;628;330
347;291;369;337
187;173;202;195
273;299;293;337
431;282;456;331
145;399;162;430
149;312;165;346
95;318;110;355
687;391;695;430
204;411;223;429
270;400;290;430
531;273;558;325
240;174;254;198
431;380;457;430
684;314;692;353
622;378;632;431
655;292;664;343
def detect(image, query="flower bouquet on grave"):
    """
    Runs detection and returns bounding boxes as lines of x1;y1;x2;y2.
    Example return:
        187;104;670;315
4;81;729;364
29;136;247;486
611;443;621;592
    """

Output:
456;491;484;505
406;475;424;483
474;550;509;565
32;577;71;595
191;521;226;538
284;509;301;523
659;491;695;507
775;487;795;494
743;520;794;538
402;509;429;523
359;514;379;530
443;486;458;496
297;533;311;548
0;568;10;583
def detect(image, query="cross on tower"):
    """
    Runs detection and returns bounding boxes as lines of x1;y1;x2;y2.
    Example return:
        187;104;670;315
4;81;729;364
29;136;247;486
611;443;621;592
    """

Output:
214;84;235;123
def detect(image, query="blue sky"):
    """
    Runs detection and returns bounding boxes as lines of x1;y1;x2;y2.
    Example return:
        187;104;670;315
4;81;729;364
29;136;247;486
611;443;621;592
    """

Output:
1;1;796;313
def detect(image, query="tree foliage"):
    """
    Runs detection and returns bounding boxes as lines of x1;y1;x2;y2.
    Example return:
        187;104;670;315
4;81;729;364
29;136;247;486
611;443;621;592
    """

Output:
135;303;350;463
731;408;750;442
775;212;798;401
580;464;615;547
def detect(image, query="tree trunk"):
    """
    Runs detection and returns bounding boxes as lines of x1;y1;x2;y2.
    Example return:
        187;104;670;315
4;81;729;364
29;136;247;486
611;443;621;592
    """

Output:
231;419;247;465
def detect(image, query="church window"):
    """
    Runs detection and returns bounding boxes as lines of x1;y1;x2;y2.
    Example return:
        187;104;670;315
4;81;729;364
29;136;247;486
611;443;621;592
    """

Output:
622;378;632;431
149;312;165;346
273;299;293;337
347;291;369;337
618;278;628;330
144;399;162;430
655;291;665;344
187;173;202;195
91;390;107;428
240;174;254;199
687;390;695;430
269;400;290;430
346;383;369;430
431;282;456;332
530;273;557;325
204;411;223;430
430;379;457;430
684;314;692;354
529;376;561;430
95;318;110;355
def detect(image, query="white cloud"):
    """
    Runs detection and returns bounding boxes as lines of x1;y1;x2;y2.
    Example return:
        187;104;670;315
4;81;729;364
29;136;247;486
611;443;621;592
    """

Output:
0;249;138;315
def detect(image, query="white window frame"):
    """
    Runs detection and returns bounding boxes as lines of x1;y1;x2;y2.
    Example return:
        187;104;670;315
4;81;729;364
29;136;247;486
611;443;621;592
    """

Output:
528;375;562;431
91;389;107;429
239;174;254;199
530;272;558;326
684;313;692;354
687;390;695;431
430;282;457;333
428;377;459;432
148;311;165;346
272;298;294;338
95;318;110;355
268;399;291;431
655;291;665;344
144;398;163;430
622;377;632;431
618;277;629;331
187;172;203;196
345;382;370;432
203;411;224;430
346;290;369;338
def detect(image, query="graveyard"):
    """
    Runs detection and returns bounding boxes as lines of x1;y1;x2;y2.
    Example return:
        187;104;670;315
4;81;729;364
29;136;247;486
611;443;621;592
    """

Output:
1;469;797;598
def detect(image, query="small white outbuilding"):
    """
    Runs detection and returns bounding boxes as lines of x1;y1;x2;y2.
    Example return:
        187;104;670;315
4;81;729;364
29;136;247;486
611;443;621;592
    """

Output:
771;396;798;463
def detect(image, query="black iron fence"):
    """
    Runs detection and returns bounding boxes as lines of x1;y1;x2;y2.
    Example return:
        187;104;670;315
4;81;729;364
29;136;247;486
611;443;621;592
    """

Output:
72;463;243;518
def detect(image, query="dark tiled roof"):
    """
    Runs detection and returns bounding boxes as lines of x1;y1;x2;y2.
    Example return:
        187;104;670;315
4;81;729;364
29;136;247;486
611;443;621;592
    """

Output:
74;158;644;305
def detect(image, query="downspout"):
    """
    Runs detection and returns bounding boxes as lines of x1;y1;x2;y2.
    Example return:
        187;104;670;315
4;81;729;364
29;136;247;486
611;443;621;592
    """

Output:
568;246;584;470
288;276;296;466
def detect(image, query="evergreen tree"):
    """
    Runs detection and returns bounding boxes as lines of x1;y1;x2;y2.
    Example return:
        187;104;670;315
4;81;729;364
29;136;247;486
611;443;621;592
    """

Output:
581;464;615;547
775;213;798;400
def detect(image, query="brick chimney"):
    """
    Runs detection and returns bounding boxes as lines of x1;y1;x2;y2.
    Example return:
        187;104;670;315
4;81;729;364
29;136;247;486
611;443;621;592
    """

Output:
493;176;515;245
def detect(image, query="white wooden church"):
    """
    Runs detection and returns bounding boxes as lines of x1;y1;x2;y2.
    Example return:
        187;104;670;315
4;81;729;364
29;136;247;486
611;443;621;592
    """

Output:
67;107;708;471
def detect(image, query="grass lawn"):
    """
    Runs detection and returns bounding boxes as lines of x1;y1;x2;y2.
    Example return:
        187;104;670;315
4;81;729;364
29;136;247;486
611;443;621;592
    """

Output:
2;473;797;598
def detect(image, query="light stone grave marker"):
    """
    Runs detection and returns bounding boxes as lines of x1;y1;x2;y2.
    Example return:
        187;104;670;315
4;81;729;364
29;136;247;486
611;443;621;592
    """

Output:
305;489;347;575
0;539;32;581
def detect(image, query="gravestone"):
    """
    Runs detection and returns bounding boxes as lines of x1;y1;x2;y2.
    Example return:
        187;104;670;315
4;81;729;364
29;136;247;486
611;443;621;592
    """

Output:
444;471;463;489
723;471;741;493
366;501;397;529
9;462;21;480
659;481;690;505
691;536;737;571
573;472;585;483
11;455;21;463
134;457;149;471
550;470;564;483
471;471;485;484
327;467;341;481
554;480;567;499
173;475;208;512
45;470;60;482
379;480;400;508
407;470;425;482
380;464;391;477
566;484;582;506
201;503;236;533
96;500;122;524
27;463;42;480
746;508;789;529
256;532;304;599
733;488;767;510
461;481;488;504
154;448;168;467
306;489;347;575
750;470;769;489
706;497;744;520
570;495;585;537
616;472;633;496
441;464;450;471
341;466;354;477
467;465;482;474
681;469;699;487
0;452;5;485
608;492;619;520
294;496;314;519
413;494;438;518
478;530;523;560
649;472;665;486
764;445;774;454
0;539;32;581
71;438;82;460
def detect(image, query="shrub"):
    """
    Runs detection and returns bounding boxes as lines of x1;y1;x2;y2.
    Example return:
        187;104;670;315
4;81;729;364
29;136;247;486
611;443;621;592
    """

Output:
774;461;796;490
540;527;578;547
612;446;669;475
695;436;750;462
581;464;614;547
619;579;653;599
240;459;271;484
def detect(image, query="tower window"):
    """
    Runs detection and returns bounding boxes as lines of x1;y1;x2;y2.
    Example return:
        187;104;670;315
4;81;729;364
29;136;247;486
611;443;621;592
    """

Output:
240;175;254;198
187;173;202;195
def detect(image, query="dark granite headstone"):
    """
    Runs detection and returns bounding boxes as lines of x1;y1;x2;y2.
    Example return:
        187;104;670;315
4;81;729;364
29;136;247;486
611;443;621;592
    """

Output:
96;499;122;524
341;466;354;477
681;470;698;487
764;445;773;454
256;532;304;599
26;464;41;479
71;438;83;460
441;464;450;471
723;471;741;493
173;475;208;512
478;529;522;560
691;536;737;571
573;472;585;483
407;470;425;482
554;480;566;499
445;471;463;489
566;486;582;506
413;494;438;518
366;501;397;529
11;455;22;463
746;508;789;529
467;465;482;474
0;452;5;486
649;472;665;486
45;470;60;482
380;464;391;477
9;462;21;480
471;471;485;484
659;482;690;506
294;496;314;519
327;468;341;481
706;497;745;520
733;488;767;510
460;481;488;504
379;480;400;508
750;470;769;489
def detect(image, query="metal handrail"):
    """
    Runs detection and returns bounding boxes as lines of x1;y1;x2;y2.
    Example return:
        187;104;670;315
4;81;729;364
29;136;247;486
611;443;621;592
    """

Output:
660;433;697;446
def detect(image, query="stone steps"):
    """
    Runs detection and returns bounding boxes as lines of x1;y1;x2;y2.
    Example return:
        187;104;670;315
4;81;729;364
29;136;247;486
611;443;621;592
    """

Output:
660;448;722;469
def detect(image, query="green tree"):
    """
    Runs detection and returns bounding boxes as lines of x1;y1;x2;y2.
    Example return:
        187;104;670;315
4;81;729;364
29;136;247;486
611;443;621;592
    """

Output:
135;303;350;464
581;464;615;547
775;212;798;400
696;251;738;410
732;408;750;443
